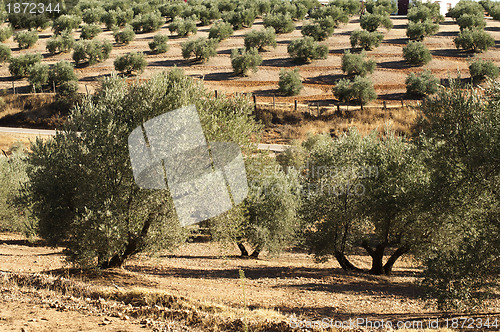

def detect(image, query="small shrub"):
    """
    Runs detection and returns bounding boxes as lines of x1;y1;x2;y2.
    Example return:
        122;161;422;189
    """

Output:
181;37;218;62
53;15;81;35
114;26;136;45
341;50;376;76
49;61;78;88
454;28;495;52
149;34;169;54
14;30;38;49
80;24;102;40
46;31;75;54
334;76;377;105
406;20;439;41
301;17;336;41
287;37;328;63
57;81;79;98
231;47;262;76
350;30;384;50
169;17;197;36
223;8;256;30
28;63;49;91
131;11;164;33
365;0;397;15
0;44;11;63
9;53;42;78
0;26;13;42
403;41;432;66
208;21;234;41
244;27;277;51
309;5;349;25
332;0;361;16
114;52;147;75
263;13;295;34
456;14;486;31
448;0;484;19
405;70;439;96
72;40;113;66
82;8;105;24
278;69;303;96
468;58;499;81
360;12;393;32
408;4;444;23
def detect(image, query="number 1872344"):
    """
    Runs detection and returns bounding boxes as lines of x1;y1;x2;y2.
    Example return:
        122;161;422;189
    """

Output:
6;2;61;14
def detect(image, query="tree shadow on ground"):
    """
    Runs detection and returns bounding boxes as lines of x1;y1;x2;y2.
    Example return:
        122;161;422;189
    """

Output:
148;59;188;68
431;48;472;58
377;60;409;70
435;31;458;37
304;73;344;85
202;71;235;81
383;37;407;45
378;92;411;101
260;57;299;67
485;26;500;32
0;238;46;247
79;73;111;82
392;24;407;29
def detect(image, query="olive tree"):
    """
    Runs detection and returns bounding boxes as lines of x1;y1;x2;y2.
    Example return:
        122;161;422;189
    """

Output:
181;37;218;62
263;13;295;34
149;34;169;54
114;52;147;76
9;53;42;78
350;30;384;50
20;69;262;269
405;70;439;96
287;37;328;63
0;44;11;63
208;21;234;41
341;50;376;77
334;76;377;105
468;58;499;82
244;27;277;51
278;69;303;96
454;28;495;52
403;41;432;66
46;31;75;54
14;30;38;49
360;13;393;32
73;40;113;66
231;48;262;76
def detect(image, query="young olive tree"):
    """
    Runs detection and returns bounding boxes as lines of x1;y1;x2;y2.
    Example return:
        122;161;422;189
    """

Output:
169;17;197;36
405;70;439;96
278;69;303;96
149;34;169;54
334;76;377;105
341;50;376;77
244;27;277;51
114;26;136;45
468;58;499;82
454;28;495;52
114;52;147;76
9;53;42;78
350;30;384;50
406;20;439;41
181;37;218;62
80;24;102;40
14;30;38;49
0;44;11;63
72;40;113;66
208;21;234;41
263;13;295;34
46;31;75;54
360;13;393;32
231;48;262;76
403;41;432;66
301;17;336;41
287;37;328;63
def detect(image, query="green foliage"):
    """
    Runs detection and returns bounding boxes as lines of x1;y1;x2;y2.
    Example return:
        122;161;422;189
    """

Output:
350;30;384;50
271;1;308;20
49;61;78;88
468;58;499;82
309;4;349;25
454;28;495;52
159;2;186;20
82;7;105;24
148;34;169;54
403;41;432;66
287;36;328;63
231;47;262;76
365;0;397;14
72;40;113;66
0;44;11;63
491;3;500;20
405;70;439;96
181;37;218;62
332;0;361;15
448;0;484;19
408;3;444;23
80;24;102;40
263;13;295;34
46;31;75;54
114;52;147;75
278;69;303;96
360;12;393;32
169;17;197;36
0;26;13;42
14;30;38;49
28;63;49;91
53;15;81;35
244;27;277;51
417;80;500;310
406;20;439;41
8;10;51;30
223;8;256;30
334;76;377;104
0;148;32;235
341;50;376;76
9;53;42;78
114;26;136;45
456;14;486;31
208;21;234;41
21;69;260;269
301;17;336;41
131;11;164;33
198;5;221;26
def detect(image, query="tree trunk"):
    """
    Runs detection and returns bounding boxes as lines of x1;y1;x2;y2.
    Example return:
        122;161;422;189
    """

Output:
362;241;386;275
237;242;249;257
250;249;260;258
383;246;410;275
100;214;154;269
334;251;362;271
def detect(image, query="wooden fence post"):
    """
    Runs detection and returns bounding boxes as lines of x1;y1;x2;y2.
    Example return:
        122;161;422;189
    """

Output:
401;99;404;107
383;100;387;110
215;90;218;98
85;85;89;95
12;81;15;95
53;81;56;94
294;100;297;111
361;103;363;111
273;95;275;109
337;103;340;112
